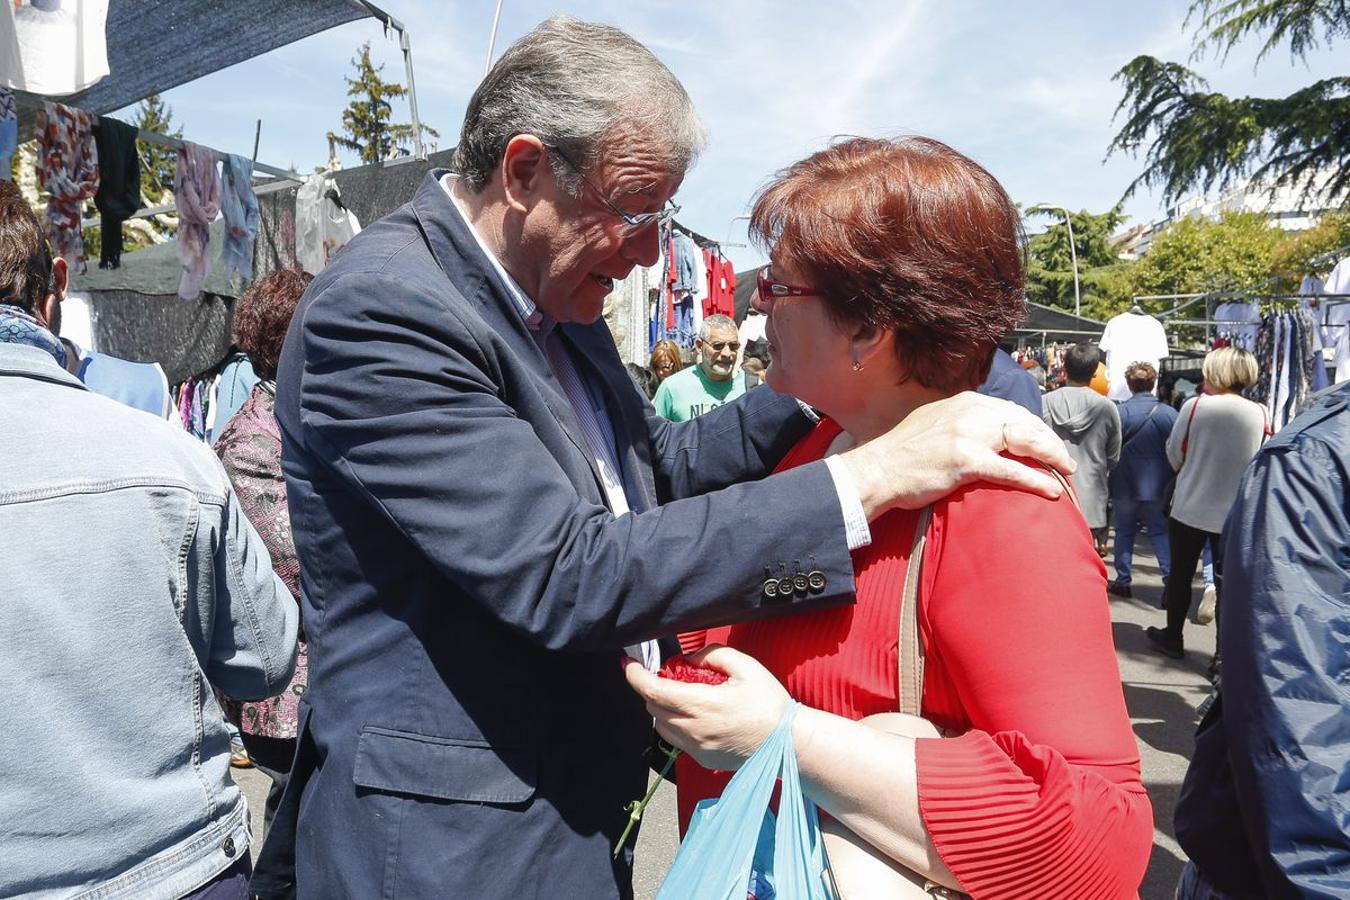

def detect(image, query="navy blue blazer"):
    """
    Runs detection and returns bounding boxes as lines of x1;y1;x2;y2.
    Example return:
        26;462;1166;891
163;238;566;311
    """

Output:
261;171;857;899
1108;393;1178;503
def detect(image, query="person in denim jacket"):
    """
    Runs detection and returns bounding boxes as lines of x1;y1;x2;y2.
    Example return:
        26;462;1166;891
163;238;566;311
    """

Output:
0;179;298;900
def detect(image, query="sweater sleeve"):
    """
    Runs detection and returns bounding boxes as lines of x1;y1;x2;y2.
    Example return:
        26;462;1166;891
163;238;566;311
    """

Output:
914;483;1153;899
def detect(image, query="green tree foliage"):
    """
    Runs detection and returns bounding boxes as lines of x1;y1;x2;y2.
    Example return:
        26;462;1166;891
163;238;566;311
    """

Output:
330;42;438;165
1269;210;1350;283
1024;206;1138;320
1108;0;1350;207
1130;210;1284;298
135;93;181;205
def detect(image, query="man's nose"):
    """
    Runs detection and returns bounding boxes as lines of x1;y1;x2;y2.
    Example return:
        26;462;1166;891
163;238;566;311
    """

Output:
621;222;662;268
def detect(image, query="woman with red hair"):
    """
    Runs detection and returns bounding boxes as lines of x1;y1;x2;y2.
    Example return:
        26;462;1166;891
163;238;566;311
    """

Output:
628;137;1151;898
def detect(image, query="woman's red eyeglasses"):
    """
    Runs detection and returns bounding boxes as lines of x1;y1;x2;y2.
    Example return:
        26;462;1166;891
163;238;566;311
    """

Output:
756;267;820;307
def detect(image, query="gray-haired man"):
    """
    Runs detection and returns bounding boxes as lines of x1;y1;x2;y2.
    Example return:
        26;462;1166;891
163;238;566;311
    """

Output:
653;313;746;420
261;16;1073;899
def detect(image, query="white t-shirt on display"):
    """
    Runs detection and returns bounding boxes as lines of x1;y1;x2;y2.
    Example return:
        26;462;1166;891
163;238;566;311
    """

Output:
1323;258;1350;384
1100;311;1169;402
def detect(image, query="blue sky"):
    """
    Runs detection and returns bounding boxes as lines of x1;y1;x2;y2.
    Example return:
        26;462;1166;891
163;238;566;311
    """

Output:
127;0;1346;268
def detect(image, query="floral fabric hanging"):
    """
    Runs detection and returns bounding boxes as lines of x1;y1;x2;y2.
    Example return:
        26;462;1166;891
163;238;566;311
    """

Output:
36;101;99;275
175;141;222;300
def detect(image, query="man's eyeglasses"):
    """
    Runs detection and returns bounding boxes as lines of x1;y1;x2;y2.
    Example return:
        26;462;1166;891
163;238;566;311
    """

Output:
545;144;680;238
756;266;820;307
701;340;740;353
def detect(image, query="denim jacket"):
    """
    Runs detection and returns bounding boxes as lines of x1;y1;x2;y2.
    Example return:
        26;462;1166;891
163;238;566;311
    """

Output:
0;343;299;899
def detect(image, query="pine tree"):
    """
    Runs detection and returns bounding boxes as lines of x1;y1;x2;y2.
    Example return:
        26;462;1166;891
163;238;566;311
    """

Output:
134;93;181;205
329;42;438;165
1108;0;1350;208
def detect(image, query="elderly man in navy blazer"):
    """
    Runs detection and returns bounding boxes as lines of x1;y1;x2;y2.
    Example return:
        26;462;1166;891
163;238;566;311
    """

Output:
260;17;1072;900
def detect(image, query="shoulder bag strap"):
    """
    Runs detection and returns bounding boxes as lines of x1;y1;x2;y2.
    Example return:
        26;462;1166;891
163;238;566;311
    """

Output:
1121;400;1161;447
1180;394;1201;460
898;505;934;717
896;470;1079;717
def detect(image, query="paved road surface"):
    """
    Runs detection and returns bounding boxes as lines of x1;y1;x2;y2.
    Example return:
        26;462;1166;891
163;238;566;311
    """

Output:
235;548;1213;899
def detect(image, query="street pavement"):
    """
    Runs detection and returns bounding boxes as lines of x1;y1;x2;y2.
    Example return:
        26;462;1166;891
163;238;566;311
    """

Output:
234;547;1212;899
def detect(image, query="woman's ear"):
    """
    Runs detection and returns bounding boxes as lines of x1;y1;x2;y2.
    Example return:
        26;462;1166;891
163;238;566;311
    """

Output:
849;322;892;371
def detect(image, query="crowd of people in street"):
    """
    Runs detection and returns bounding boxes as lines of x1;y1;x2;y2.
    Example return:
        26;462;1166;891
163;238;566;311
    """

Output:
3;14;1348;900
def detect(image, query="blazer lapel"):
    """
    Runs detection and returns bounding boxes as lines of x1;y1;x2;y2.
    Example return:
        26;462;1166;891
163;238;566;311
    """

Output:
408;170;606;494
559;321;658;512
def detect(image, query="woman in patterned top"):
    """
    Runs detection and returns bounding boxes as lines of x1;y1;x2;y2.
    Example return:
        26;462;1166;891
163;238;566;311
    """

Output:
214;268;312;833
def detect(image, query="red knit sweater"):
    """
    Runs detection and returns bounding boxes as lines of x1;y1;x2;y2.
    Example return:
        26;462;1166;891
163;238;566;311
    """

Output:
677;418;1152;899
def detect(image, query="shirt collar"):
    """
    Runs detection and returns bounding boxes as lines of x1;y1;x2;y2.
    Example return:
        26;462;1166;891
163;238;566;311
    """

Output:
438;173;547;333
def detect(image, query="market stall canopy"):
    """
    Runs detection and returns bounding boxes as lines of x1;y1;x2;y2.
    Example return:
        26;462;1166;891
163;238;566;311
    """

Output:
18;0;378;123
1014;302;1106;344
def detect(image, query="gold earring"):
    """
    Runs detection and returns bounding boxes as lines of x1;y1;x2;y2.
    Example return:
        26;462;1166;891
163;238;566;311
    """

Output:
851;359;863;372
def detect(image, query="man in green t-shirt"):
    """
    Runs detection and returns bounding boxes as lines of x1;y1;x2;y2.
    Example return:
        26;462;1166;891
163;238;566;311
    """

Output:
653;314;748;421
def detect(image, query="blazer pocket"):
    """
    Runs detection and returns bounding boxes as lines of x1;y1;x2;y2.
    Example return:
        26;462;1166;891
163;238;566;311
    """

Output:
352;726;537;805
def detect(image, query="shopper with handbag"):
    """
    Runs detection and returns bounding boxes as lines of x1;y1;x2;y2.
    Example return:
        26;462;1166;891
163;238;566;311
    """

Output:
1108;361;1179;598
628;137;1151;900
1145;347;1268;663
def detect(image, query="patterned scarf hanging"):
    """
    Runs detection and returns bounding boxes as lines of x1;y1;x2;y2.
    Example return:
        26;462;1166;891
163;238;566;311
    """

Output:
0;304;67;368
0;89;17;182
175;141;222;299
220;154;258;285
36;101;100;275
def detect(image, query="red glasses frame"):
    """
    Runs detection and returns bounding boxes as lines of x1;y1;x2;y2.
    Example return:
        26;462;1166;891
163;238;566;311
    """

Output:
756;266;820;306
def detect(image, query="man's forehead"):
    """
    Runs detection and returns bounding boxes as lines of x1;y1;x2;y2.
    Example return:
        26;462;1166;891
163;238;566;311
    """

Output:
595;143;680;195
704;327;738;342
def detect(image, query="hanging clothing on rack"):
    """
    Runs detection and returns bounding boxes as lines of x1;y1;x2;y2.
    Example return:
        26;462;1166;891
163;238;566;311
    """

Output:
295;173;361;275
1099;310;1168;402
175;141;222;299
1212;301;1260;351
1323;258;1350;384
0;89;16;181
92;116;140;270
1249;308;1323;431
0;0;110;95
220;154;259;285
36;101;100;276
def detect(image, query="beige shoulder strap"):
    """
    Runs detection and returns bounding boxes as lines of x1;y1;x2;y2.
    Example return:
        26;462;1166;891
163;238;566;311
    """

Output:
897;505;933;717
895;469;1076;716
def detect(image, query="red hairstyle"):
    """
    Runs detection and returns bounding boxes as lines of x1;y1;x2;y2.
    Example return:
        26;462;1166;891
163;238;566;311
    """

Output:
750;136;1026;392
231;269;313;380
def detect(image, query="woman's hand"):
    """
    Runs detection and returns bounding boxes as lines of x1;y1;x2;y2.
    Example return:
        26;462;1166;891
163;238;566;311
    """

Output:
624;645;789;772
842;391;1074;517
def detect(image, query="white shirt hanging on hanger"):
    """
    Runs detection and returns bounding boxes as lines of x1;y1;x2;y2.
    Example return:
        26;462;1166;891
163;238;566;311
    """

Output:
0;1;109;95
1323;258;1350;384
296;174;362;275
1213;301;1260;351
1099;311;1169;402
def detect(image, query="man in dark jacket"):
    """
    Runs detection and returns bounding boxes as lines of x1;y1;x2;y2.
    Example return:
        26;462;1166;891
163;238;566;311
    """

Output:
259;17;1073;900
1173;382;1350;899
1107;361;1177;598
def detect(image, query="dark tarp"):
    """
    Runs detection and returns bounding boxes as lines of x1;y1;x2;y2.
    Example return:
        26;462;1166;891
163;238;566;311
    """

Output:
18;0;374;129
76;289;236;385
256;150;456;278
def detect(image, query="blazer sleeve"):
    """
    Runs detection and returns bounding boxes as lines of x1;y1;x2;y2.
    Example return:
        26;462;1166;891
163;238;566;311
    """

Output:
646;387;817;501
293;271;856;651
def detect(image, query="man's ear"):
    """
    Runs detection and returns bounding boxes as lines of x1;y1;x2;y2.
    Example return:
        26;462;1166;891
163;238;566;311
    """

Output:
499;134;548;215
36;257;68;332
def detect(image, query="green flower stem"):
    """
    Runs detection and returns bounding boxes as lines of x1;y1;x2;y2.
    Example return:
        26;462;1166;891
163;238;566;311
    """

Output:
613;745;681;860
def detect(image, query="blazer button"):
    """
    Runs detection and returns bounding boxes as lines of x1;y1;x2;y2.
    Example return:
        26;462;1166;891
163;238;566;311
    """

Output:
792;573;809;594
223;836;236;858
762;579;779;599
777;576;795;597
807;571;827;592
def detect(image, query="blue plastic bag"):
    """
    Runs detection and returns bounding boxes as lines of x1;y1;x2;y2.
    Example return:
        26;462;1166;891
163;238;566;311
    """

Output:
657;703;832;900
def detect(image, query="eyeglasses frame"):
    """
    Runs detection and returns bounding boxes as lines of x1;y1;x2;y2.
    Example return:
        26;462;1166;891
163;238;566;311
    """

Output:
544;143;680;237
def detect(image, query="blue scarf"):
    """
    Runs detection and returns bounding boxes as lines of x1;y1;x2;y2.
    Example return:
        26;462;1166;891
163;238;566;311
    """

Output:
0;304;67;368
